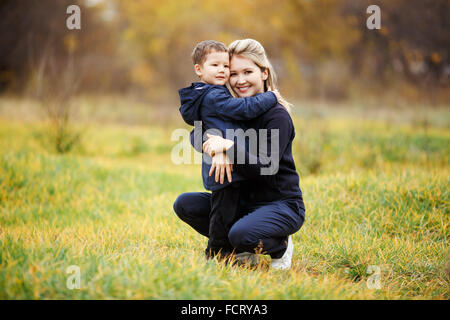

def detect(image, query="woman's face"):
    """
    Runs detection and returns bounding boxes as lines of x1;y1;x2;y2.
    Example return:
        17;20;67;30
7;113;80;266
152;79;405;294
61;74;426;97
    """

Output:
229;55;268;97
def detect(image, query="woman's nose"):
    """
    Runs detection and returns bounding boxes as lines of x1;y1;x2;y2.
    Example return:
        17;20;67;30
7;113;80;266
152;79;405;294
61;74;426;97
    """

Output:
237;74;246;84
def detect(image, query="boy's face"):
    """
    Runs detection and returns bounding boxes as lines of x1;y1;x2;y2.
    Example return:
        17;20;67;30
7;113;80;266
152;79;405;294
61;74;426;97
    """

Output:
194;50;230;85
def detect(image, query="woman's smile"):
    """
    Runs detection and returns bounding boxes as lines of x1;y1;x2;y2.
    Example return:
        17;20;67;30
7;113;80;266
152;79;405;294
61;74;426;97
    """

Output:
236;85;250;94
229;55;268;97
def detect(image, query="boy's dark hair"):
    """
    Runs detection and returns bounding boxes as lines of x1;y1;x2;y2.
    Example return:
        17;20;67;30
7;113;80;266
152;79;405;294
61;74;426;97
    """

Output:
191;40;228;65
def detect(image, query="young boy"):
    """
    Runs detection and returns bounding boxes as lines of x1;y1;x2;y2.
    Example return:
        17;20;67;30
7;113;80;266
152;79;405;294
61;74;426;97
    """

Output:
178;40;277;261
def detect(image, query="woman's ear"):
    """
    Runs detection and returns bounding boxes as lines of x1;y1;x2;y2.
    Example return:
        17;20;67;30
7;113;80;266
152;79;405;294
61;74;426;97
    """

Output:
261;68;269;81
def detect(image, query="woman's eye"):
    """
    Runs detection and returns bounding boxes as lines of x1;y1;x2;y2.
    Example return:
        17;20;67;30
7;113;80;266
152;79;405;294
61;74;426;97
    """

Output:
245;71;252;75
230;73;236;77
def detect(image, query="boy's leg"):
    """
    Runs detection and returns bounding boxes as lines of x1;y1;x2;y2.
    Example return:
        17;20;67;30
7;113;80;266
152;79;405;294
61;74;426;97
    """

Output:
206;183;241;258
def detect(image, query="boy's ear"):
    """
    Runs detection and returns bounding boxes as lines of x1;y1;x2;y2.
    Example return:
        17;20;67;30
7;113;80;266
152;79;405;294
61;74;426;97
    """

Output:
194;64;202;77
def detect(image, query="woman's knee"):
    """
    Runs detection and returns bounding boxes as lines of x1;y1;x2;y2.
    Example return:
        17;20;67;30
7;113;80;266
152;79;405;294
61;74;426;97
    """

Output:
228;224;254;249
173;193;188;220
173;192;211;222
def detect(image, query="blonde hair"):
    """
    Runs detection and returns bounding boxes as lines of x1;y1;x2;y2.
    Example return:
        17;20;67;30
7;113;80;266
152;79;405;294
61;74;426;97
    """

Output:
227;39;292;112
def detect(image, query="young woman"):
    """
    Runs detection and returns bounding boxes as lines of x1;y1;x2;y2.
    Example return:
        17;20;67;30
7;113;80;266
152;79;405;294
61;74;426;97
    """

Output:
174;39;305;270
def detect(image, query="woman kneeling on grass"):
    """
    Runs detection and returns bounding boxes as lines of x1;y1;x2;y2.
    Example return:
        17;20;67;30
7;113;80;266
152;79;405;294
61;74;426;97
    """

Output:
174;39;305;270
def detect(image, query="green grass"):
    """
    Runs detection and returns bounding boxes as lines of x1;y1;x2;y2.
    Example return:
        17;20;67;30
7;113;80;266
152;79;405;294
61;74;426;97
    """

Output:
0;97;448;299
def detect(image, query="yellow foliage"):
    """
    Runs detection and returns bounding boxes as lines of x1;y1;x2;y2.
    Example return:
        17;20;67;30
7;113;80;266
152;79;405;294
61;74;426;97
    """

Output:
130;62;153;86
63;34;78;53
431;52;442;64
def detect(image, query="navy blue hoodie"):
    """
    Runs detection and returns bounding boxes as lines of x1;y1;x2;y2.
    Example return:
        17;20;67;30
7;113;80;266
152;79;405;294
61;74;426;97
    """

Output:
178;82;277;191
230;104;304;211
189;101;305;213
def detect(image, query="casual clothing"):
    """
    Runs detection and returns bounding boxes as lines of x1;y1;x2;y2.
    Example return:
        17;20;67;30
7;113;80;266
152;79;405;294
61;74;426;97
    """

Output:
206;183;241;257
178;82;277;257
173;188;304;259
179;82;277;191
173;192;211;238
174;102;305;259
231;104;304;205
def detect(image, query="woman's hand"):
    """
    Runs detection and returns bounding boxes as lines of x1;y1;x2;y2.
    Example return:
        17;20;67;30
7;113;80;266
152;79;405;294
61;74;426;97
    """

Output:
209;152;233;184
203;133;234;157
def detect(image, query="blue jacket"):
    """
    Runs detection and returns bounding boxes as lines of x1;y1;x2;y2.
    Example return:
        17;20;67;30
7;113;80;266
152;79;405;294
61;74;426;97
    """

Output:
178;82;277;191
228;104;305;214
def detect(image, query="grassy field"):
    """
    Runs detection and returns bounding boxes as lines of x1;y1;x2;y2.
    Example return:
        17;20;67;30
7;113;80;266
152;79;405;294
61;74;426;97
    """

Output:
0;96;448;299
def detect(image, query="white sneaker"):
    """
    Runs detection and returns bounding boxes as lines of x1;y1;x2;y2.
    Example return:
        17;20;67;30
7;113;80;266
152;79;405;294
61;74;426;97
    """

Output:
270;235;293;270
234;252;259;266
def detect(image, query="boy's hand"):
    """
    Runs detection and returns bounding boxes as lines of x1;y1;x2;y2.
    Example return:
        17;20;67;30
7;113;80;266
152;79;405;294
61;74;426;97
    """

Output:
268;87;281;104
209;152;233;184
203;133;234;157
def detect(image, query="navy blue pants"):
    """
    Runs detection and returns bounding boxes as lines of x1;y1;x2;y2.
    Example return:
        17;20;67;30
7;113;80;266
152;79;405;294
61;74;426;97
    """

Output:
207;183;242;257
173;192;305;259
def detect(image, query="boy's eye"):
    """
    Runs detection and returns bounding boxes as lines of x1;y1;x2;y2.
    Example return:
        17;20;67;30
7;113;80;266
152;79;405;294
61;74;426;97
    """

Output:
224;65;229;68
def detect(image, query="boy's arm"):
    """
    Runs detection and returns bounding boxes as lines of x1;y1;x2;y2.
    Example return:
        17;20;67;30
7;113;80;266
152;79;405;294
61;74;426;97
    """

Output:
205;87;277;121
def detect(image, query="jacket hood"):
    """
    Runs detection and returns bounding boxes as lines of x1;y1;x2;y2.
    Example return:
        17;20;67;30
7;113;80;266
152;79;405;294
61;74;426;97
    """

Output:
178;82;213;126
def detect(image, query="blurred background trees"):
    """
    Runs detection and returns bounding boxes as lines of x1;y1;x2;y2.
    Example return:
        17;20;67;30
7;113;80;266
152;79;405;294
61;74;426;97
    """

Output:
1;0;448;104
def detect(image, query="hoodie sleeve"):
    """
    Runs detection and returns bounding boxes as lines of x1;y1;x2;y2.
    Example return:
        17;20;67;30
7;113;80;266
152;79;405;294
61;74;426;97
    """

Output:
203;87;277;121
